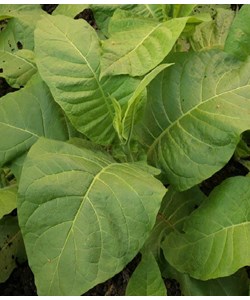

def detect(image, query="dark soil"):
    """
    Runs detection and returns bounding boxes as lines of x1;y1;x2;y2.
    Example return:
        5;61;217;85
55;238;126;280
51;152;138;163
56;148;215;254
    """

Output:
200;157;249;196
0;77;18;98
0;262;36;296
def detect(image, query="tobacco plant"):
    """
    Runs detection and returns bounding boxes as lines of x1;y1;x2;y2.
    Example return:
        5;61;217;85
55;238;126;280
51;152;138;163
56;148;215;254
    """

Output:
0;4;250;296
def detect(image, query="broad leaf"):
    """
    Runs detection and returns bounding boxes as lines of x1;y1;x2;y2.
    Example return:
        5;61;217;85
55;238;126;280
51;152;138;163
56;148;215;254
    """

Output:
90;5;165;37
101;10;189;77
0;74;71;167
165;262;249;296
138;50;250;190
126;251;166;296
18;138;166;295
0;49;37;88
35;14;140;145
190;8;235;51
52;4;89;18
0;216;26;283
0;185;17;219
0;5;45;51
224;5;250;60
162;176;250;280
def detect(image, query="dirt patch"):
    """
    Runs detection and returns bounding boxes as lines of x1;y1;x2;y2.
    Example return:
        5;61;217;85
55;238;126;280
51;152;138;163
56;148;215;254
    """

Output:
0;77;18;98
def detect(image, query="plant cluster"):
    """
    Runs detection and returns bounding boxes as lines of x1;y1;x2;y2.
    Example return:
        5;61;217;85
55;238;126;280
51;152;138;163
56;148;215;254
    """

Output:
0;4;250;296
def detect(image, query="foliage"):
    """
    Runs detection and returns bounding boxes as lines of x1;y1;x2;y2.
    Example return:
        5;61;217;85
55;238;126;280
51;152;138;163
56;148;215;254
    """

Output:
0;3;250;296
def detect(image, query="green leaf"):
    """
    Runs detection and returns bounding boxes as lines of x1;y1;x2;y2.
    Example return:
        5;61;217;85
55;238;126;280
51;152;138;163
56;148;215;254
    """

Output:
190;8;235;51
0;74;71;167
35;14;140;145
0;185;17;219
162;176;250;280
170;4;197;18
225;5;250;60
126;251;166;296
138;50;250;191
0;5;45;51
0;215;26;283
126;4;166;20
111;96;123;142
122;64;172;143
90;5;134;36
0;49;37;88
144;186;206;261
18;138;166;295
52;4;89;18
9;154;26;184
165;262;249;296
101;10;189;77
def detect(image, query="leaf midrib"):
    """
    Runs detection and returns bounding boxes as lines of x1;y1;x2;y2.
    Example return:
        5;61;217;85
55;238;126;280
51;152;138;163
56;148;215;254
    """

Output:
147;84;249;155
46;17;114;121
104;22;162;74
172;220;250;248
48;162;119;293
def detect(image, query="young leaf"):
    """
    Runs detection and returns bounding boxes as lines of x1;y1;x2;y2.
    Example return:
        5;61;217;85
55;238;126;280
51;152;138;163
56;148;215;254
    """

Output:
122;63;172;143
126;251;166;296
0;216;26;283
138;50;250;191
0;185;17;219
0;74;71;167
18;138;166;295
101;10;189;77
162;176;250;280
35;14;140;145
0;49;37;88
224;5;250;60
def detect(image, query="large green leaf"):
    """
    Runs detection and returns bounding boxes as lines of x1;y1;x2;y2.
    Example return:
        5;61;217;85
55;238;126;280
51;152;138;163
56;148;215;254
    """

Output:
0;216;26;283
224;5;250;60
0;75;71;167
165;262;249;296
0;5;45;51
35;14;140;146
0;49;37;88
101;10;189;77
0;185;17;219
18;138;166;295
138;50;250;190
162;176;250;280
126;251;166;296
